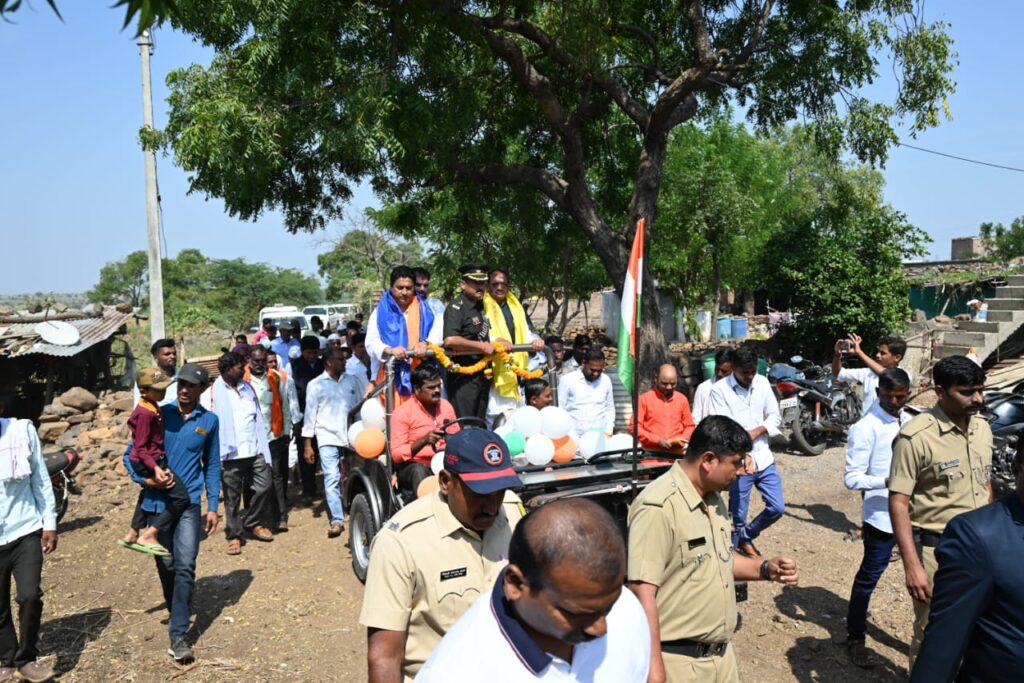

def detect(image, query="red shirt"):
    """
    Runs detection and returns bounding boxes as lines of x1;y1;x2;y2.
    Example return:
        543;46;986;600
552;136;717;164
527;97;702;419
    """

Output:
390;397;460;467
128;399;166;471
628;389;695;452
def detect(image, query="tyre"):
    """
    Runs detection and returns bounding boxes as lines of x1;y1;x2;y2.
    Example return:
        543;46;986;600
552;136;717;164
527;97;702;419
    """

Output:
349;492;380;584
791;406;827;456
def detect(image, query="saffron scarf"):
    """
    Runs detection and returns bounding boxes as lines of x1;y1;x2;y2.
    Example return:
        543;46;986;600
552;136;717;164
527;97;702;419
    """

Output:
244;367;284;438
375;291;435;396
483;291;530;400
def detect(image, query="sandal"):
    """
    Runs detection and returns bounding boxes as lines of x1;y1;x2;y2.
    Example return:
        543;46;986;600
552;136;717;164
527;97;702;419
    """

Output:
133;543;172;557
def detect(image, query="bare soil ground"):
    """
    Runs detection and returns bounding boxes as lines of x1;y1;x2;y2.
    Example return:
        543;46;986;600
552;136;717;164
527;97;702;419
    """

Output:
38;444;914;682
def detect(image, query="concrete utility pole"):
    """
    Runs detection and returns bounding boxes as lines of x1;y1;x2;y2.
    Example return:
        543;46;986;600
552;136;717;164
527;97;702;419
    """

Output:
139;29;165;342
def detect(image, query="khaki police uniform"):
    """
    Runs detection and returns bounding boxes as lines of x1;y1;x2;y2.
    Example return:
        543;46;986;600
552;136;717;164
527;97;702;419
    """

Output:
443;293;491;419
888;406;992;668
628;463;740;683
358;489;524;682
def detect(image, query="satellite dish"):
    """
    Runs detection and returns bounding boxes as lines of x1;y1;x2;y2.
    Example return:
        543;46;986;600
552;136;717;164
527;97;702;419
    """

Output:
35;321;80;346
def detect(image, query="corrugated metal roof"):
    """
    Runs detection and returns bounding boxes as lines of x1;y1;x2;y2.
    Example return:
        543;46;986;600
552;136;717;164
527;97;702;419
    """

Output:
0;311;134;358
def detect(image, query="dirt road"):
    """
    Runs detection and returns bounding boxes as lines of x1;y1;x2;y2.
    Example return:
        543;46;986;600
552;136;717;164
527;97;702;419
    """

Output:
39;445;915;682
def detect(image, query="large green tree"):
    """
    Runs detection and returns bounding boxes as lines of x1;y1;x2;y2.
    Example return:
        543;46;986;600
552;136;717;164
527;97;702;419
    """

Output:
154;0;956;371
87;250;149;308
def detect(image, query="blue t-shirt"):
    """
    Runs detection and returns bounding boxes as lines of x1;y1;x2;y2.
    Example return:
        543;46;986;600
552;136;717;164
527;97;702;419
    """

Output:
124;402;221;513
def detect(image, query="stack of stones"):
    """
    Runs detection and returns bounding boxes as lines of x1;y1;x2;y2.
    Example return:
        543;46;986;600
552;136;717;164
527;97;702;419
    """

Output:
36;387;133;483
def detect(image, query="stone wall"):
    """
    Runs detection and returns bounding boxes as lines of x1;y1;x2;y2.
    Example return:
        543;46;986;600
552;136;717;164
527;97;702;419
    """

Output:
37;387;134;481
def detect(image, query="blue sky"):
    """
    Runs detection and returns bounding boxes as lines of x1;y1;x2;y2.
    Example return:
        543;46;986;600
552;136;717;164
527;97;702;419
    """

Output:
1;2;1021;294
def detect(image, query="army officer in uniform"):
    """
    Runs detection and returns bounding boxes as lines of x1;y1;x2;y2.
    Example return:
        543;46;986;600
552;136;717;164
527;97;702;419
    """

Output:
628;416;799;683
360;428;525;682
442;264;494;420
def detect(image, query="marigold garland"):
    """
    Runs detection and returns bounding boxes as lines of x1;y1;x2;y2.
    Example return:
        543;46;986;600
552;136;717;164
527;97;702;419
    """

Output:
427;342;544;380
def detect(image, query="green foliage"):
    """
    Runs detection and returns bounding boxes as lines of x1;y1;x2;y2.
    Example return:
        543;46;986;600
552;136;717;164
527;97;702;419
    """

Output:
979;218;1024;262
88;248;322;335
763;159;930;357
0;0;177;37
87;250;149;308
317;222;423;310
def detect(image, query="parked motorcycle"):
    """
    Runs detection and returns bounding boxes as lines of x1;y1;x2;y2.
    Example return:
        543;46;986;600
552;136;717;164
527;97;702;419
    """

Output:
43;447;81;524
980;389;1024;498
769;356;862;456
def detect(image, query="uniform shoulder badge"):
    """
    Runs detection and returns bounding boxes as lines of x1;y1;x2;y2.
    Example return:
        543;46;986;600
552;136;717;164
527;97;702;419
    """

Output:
900;412;935;439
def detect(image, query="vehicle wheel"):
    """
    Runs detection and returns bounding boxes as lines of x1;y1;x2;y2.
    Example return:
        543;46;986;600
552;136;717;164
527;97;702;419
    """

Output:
349;493;379;584
791;408;827;456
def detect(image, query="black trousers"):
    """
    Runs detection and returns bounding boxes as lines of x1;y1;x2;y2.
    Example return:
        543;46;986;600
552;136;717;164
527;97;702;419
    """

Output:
396;462;431;496
297;432;319;497
222;457;274;540
0;531;43;668
267;436;290;525
446;373;490;420
129;458;191;533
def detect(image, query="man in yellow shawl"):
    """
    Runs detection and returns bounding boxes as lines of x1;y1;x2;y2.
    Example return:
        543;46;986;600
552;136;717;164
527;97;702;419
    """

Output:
483;268;546;427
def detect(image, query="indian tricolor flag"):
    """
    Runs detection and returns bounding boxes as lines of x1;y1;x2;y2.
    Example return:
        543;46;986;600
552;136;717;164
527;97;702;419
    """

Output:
617;218;644;391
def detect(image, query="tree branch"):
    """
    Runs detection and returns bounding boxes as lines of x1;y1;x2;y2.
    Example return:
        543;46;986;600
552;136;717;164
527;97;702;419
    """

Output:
686;0;714;63
452;163;569;210
475;13;651;129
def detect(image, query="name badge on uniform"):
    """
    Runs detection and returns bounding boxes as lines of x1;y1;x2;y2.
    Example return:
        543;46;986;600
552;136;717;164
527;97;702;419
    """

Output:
688;537;707;549
939;459;960;471
195;427;208;435
440;568;467;581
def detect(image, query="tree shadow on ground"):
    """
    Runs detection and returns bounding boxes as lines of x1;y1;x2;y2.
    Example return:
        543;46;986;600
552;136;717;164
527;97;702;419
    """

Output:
187;569;254;643
58;515;102;533
774;585;906;682
784;502;859;536
39;606;112;675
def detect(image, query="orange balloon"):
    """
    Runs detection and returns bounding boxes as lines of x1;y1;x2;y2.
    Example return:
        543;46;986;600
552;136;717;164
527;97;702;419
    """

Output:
354;427;387;459
552;434;577;463
417;475;439;498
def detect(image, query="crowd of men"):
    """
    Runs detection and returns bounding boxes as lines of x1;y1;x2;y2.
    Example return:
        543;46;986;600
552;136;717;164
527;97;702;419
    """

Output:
1;261;1021;681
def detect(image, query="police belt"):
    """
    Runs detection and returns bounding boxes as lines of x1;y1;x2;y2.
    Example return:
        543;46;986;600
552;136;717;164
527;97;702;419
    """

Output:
660;639;728;658
913;528;942;548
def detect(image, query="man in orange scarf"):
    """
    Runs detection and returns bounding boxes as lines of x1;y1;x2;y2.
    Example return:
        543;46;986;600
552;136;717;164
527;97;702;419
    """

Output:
246;345;298;532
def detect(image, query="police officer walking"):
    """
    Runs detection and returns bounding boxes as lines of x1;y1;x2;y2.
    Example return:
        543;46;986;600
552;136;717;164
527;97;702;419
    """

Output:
627;416;799;683
359;429;525;682
442;264;494;420
888;355;992;670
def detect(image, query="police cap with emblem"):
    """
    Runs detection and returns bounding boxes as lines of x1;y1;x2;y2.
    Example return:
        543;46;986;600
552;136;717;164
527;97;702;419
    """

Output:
443;428;523;494
458;263;489;283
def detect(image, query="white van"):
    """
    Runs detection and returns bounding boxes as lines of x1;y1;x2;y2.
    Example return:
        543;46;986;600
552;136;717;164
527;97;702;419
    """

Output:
255;305;308;336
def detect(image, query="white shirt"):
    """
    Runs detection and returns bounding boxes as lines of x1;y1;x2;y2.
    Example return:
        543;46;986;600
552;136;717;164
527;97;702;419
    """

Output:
417;582;650;683
691;377;717;423
844;403;910;534
345;356;371;397
557;370;616;437
301;372;362;448
838;366;913;417
708;373;781;471
365;306;444;381
226;384;260;459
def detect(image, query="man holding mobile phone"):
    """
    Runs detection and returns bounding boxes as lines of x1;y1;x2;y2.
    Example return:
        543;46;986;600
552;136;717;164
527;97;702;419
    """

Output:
832;333;910;417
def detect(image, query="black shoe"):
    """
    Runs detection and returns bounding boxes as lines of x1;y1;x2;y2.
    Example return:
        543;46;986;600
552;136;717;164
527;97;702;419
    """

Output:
846;638;876;669
301;495;314;507
168;637;195;664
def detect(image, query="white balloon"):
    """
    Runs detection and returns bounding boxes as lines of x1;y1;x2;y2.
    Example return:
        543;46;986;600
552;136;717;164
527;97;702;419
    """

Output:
494;423;513;438
346;420;364;446
607;433;635;453
513;406;543;437
430;451;446;475
578;430;607;461
524;434;555;466
360;400;386;428
539;406;573;439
